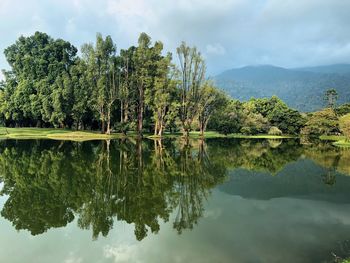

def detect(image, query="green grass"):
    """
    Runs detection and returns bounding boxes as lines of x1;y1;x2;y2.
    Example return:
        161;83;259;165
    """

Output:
319;135;346;141
226;133;296;139
0;127;125;141
0;127;297;141
148;131;294;139
147;131;225;139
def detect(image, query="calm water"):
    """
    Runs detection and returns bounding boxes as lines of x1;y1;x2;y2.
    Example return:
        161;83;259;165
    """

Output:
0;138;350;263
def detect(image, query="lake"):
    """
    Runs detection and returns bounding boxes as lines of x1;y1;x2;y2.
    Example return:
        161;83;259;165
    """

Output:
0;138;350;263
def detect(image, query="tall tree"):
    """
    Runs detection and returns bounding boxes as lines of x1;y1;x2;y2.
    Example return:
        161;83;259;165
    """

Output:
197;81;226;136
133;33;154;137
176;42;206;137
70;59;91;130
119;47;136;127
2;32;77;127
324;88;338;109
145;52;178;136
81;33;117;134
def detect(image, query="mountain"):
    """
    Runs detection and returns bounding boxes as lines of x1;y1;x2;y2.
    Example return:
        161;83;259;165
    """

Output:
295;64;350;74
219;159;350;203
214;64;350;112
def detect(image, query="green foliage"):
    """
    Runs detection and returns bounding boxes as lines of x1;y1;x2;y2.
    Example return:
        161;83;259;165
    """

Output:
339;113;350;140
301;108;339;136
197;81;227;135
241;111;269;135
209;96;305;135
268;126;283;135
177;42;206;136
2;32;77;127
208;100;242;135
336;103;350;116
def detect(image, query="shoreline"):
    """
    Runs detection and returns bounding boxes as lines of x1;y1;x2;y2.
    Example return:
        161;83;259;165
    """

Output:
1;128;349;147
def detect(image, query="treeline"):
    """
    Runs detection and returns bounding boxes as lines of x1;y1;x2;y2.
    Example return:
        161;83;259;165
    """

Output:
0;31;349;138
209;93;350;139
0;31;226;136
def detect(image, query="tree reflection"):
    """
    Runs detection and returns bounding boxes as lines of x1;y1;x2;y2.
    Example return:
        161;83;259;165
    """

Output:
0;138;349;240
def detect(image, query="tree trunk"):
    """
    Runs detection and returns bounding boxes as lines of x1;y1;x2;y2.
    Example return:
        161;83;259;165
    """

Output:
200;126;204;137
120;100;124;123
137;87;144;137
124;102;129;123
106;106;111;135
101;118;105;134
199;120;205;137
154;119;158;136
158;122;163;136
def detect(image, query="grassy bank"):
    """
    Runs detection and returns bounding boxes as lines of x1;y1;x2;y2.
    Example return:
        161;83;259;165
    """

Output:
0;127;123;141
0;127;297;141
226;134;296;139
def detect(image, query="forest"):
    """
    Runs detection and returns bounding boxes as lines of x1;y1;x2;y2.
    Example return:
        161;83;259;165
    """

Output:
0;31;350;140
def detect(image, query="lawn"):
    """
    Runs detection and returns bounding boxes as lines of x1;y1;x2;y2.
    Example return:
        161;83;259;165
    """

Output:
0;127;124;141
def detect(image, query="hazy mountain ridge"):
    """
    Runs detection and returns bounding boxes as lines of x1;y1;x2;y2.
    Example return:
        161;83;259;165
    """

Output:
214;64;350;112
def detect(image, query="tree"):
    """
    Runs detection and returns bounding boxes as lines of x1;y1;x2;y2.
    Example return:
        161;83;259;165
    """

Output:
81;33;117;134
241;112;269;135
336;103;350;116
118;47;136;128
301;108;339;136
248;96;305;135
133;33;154;137
197;81;226;136
70;59;91;130
145;52;178;136
2;32;77;127
208;99;242;135
176;42;206;137
324;88;338;109
339;113;350;140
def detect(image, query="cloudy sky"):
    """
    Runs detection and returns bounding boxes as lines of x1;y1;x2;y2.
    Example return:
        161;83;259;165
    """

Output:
0;0;350;79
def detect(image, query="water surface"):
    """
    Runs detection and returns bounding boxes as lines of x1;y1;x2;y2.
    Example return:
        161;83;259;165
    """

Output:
0;138;349;263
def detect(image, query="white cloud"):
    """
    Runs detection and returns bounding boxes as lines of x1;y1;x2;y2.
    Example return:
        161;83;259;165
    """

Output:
63;252;82;263
104;243;142;263
206;43;226;56
1;0;350;75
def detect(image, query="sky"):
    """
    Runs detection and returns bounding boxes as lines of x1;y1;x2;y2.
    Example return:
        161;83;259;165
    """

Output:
1;0;350;80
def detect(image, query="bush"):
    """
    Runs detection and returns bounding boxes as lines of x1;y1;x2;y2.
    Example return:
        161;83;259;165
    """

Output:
268;126;282;135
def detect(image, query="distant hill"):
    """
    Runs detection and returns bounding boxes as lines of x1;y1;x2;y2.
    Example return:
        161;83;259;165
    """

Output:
214;64;350;112
219;159;350;203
